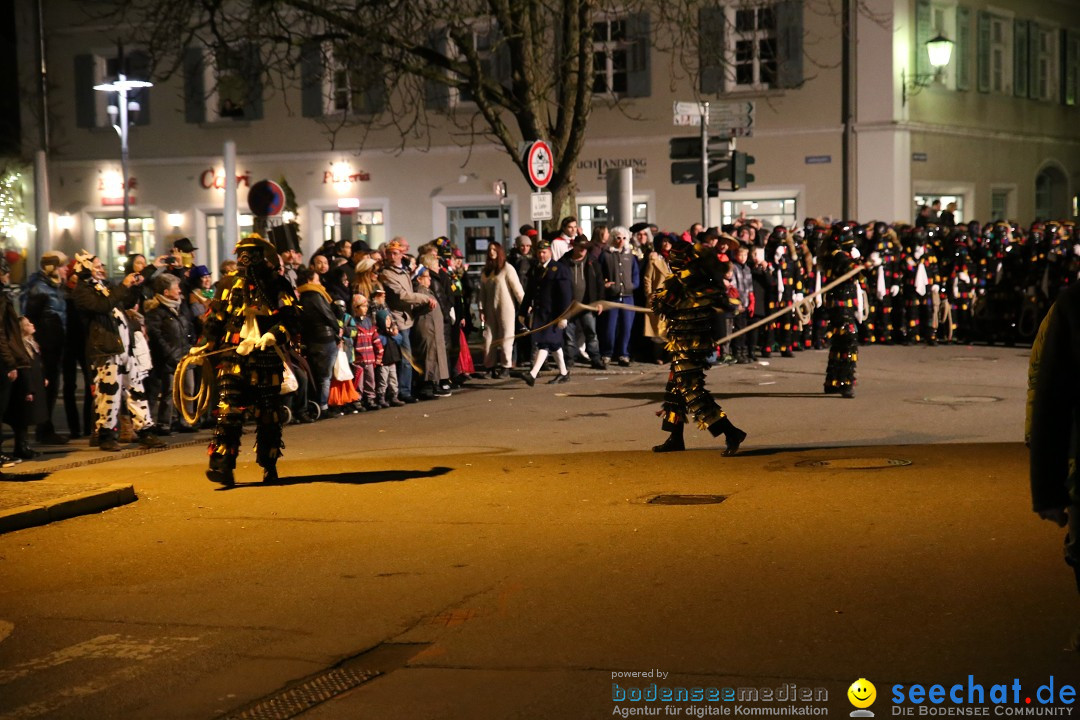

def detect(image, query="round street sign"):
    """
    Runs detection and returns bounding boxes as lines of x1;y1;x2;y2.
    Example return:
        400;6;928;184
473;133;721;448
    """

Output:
525;140;553;189
248;179;286;217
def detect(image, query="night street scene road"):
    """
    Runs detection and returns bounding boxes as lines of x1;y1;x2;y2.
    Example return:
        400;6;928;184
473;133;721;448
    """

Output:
2;0;1079;717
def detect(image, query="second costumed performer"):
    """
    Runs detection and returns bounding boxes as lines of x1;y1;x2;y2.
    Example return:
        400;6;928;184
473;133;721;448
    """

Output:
196;234;301;486
652;239;747;455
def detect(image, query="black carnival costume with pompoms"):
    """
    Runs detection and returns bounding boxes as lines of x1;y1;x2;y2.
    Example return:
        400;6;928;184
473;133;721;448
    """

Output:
651;240;746;455
199;235;300;486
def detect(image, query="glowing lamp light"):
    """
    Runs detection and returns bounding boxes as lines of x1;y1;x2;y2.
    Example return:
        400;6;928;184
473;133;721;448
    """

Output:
57;213;75;231
926;35;954;69
167;212;184;228
282;210;296;223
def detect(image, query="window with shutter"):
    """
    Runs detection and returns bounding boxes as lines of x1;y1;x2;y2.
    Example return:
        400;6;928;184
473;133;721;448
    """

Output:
75;48;153;129
200;45;264;122
724;2;783;91
1030;24;1057;102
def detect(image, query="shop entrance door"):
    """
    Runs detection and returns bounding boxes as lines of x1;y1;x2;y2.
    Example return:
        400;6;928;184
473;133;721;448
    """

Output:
447;205;509;325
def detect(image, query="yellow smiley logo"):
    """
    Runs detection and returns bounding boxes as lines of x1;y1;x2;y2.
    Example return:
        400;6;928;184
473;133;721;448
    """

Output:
848;678;877;709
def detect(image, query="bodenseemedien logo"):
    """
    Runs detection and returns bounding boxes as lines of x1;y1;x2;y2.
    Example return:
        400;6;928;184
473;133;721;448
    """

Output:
849;678;878;717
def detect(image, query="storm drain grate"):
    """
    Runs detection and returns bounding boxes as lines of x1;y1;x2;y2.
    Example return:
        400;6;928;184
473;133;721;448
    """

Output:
227;667;380;720
795;458;912;469
648;494;728;505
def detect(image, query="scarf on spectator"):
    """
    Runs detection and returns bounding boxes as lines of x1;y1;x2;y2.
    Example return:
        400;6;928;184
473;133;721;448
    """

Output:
22;332;39;358
296;282;333;305
155;293;181;314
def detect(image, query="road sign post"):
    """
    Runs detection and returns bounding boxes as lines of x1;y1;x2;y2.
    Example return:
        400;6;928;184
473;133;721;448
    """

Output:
525;140;553;190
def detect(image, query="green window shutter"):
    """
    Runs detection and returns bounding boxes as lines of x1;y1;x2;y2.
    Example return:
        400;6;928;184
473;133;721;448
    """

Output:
624;11;651;98
1014;19;1028;98
1028;21;1040;99
300;41;325;118
424;32;451;111
915;0;932;78
182;47;206;124
74;54;97;129
1064;30;1079;106
243;45;264;120
490;23;513;90
775;0;804;89
955;6;971;91
699;6;725;94
126;50;152;126
976;11;990;93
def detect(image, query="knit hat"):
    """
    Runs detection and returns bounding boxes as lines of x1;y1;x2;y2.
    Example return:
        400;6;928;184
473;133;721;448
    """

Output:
73;250;97;275
355;257;377;274
41;251;69;276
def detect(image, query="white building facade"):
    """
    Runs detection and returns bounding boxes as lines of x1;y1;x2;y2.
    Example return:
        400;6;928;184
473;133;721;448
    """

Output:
12;0;1079;276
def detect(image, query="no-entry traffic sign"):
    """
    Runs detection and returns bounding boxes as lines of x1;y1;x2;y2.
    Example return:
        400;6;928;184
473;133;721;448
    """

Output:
525;140;553;189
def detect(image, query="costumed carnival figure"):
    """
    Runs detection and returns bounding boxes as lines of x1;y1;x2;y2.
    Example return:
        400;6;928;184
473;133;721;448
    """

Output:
823;222;867;398
652;239;747;455
195;234;300;486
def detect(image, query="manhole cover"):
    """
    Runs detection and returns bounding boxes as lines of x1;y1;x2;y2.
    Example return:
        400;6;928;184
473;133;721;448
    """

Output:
795;458;912;469
916;395;1001;405
648;494;728;505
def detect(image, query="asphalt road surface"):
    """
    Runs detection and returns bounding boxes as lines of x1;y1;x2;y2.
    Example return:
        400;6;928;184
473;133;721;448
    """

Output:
1;343;1076;720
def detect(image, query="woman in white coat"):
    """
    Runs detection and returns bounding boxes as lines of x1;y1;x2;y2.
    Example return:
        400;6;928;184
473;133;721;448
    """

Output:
479;242;524;377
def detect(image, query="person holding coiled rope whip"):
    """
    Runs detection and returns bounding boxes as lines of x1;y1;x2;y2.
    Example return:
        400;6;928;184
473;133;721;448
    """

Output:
189;234;300;487
651;239;747;455
822;222;868;399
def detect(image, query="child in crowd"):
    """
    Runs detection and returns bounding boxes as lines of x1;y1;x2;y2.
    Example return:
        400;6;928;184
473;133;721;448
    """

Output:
5;317;47;460
371;288;404;408
352;293;384;411
327;299;361;416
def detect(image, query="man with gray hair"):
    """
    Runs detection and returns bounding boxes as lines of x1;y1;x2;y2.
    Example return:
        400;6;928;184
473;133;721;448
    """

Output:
599;226;640;366
144;272;195;433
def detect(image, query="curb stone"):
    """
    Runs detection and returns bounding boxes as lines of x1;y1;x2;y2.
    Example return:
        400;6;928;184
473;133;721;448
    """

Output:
0;483;136;534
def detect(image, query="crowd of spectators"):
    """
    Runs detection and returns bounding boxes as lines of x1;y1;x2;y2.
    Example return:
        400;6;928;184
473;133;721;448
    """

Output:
0;207;1074;468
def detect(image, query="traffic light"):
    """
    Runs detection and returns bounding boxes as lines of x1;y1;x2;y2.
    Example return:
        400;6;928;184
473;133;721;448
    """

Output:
670;136;731;185
730;150;756;191
695;182;721;198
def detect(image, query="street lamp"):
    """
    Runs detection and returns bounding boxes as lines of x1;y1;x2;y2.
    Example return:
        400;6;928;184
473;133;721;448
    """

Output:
94;53;152;261
902;34;955;105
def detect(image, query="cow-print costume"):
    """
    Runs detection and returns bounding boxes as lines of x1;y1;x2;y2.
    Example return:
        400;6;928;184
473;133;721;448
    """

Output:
69;251;158;447
200;235;299;486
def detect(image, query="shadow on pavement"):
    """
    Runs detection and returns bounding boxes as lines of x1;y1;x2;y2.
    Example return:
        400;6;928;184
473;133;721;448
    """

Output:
227;466;454;489
0;471;53;482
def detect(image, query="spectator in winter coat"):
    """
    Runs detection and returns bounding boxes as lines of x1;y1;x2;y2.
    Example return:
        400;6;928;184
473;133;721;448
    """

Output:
371;288;403;407
144;273;195;433
297;268;342;412
561;236;606;369
479;241;525;377
0;260;31;469
599;226;640;366
21;251;69;444
352;294;384;410
379;238;435;403
4;317;47;460
70;251;166;452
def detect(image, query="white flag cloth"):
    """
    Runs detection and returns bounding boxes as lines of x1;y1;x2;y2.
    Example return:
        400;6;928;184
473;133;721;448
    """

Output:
876;266;887;300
